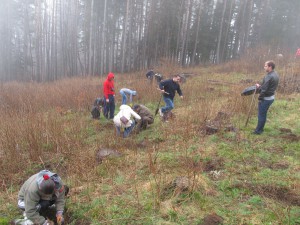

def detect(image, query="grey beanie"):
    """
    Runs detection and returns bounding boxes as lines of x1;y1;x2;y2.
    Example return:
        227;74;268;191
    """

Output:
37;170;61;194
38;175;55;194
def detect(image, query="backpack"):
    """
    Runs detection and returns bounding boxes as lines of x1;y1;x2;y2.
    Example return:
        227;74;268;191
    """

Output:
91;106;100;119
91;97;104;119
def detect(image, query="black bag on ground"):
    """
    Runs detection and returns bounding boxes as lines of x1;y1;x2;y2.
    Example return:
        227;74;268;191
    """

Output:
91;97;104;119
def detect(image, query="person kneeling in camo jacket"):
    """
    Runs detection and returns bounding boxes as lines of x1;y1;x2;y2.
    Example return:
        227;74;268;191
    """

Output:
15;170;68;225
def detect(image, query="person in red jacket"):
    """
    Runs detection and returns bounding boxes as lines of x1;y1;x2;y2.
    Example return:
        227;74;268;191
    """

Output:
103;72;115;119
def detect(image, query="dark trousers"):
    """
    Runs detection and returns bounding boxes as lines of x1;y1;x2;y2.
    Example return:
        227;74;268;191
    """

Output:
104;95;115;119
255;99;274;134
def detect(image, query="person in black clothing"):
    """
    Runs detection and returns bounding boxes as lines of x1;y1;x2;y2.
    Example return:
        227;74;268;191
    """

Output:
158;74;183;121
146;69;155;83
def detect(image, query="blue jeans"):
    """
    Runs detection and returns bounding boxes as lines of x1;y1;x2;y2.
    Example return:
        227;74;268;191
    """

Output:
104;95;115;119
120;90;127;105
161;97;174;113
116;120;136;138
255;99;274;134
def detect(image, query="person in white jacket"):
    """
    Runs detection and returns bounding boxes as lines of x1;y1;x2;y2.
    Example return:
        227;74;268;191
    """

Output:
113;105;141;138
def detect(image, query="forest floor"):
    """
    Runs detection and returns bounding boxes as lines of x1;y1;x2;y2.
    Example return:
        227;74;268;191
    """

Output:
0;64;300;225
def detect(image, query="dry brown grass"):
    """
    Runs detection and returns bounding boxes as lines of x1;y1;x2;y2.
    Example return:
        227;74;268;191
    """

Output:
1;56;300;223
0;63;258;182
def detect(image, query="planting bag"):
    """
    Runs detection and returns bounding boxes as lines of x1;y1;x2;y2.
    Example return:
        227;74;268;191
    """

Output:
120;116;129;125
241;85;257;96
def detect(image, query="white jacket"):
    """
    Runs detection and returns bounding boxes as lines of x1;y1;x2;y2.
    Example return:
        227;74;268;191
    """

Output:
113;105;141;128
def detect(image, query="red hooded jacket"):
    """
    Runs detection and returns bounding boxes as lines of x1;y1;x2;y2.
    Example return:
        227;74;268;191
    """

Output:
103;72;115;99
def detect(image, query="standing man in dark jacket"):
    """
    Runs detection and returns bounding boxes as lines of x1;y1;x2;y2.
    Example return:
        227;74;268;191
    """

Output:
158;74;183;121
103;72;115;119
254;60;279;134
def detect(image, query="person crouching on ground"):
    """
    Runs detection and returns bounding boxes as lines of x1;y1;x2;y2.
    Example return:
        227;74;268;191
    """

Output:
158;74;183;121
132;104;154;132
119;88;137;105
16;170;67;225
113;104;141;138
253;60;279;135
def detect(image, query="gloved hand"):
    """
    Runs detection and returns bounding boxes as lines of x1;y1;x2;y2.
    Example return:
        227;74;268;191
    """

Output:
56;211;64;225
258;95;264;101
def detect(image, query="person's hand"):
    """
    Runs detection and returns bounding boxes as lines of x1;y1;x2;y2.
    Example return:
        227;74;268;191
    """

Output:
255;83;260;88
180;96;183;100
106;98;109;103
56;211;64;225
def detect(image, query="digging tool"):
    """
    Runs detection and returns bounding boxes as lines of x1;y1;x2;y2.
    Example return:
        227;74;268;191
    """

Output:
156;88;169;95
155;94;163;116
154;89;170;116
245;86;257;127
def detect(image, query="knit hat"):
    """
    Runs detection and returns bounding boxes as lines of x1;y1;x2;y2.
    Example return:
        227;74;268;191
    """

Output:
37;170;62;193
38;174;55;194
132;104;139;110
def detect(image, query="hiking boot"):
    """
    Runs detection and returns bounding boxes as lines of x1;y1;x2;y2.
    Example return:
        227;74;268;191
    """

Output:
159;109;163;117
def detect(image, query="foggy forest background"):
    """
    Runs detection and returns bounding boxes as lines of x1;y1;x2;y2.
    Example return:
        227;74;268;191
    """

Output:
0;0;299;82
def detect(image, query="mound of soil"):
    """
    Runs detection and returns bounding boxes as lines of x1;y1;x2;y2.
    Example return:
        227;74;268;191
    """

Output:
234;183;300;206
203;158;224;172
199;213;224;225
96;148;123;164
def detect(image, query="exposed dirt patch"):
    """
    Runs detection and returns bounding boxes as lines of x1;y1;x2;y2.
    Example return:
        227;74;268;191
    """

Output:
234;183;300;206
281;133;300;142
269;162;290;170
279;127;292;133
202;158;224;172
258;159;290;170
199;213;224;225
95;148;123;164
200;112;237;135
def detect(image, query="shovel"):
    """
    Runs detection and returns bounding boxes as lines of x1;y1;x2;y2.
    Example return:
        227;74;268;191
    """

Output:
155;94;163;116
154;89;169;116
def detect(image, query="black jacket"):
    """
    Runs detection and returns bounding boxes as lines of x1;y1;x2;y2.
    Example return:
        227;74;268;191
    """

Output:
258;71;279;100
159;78;183;100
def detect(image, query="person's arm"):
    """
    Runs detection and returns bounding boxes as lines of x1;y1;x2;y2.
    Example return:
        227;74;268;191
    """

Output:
258;76;272;100
55;187;66;213
159;80;167;90
103;82;109;101
25;190;46;224
177;85;183;97
129;90;133;103
130;109;141;121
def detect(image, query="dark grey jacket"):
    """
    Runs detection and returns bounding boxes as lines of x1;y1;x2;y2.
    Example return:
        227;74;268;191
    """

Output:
258;71;279;100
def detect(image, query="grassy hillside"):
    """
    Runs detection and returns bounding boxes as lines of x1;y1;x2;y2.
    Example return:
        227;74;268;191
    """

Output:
0;61;300;225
